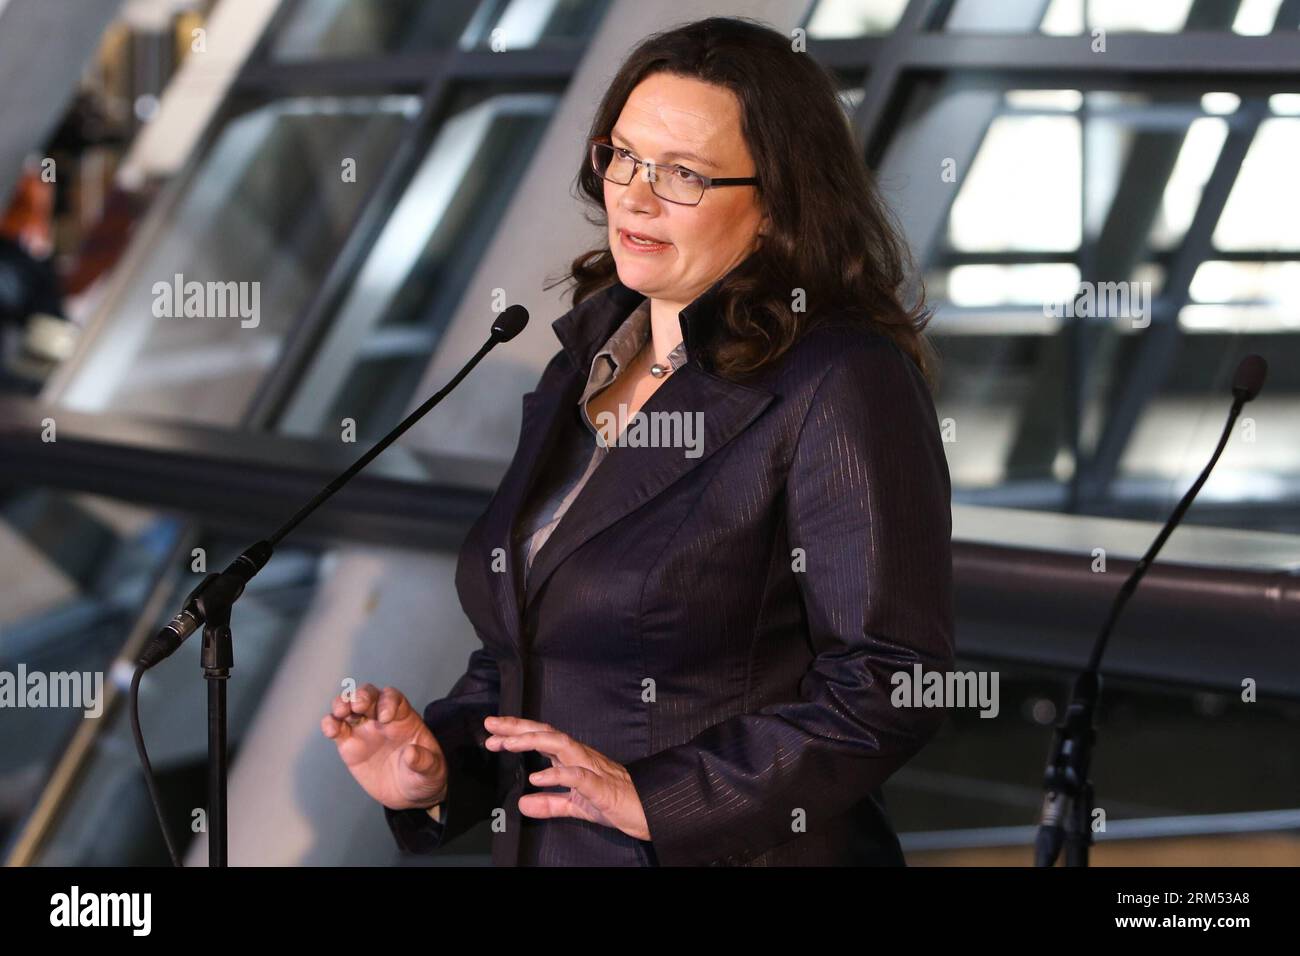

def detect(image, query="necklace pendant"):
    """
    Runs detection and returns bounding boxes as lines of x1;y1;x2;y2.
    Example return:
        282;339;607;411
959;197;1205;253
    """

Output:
650;363;670;378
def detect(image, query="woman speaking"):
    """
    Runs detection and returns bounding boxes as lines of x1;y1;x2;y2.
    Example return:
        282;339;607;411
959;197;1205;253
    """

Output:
322;16;953;867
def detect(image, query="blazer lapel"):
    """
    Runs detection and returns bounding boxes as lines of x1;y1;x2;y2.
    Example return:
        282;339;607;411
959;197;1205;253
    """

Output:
522;363;773;614
477;379;574;649
478;281;640;649
486;250;772;650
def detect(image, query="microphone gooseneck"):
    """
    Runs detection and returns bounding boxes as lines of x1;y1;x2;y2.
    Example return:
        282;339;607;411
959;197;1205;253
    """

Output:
1034;354;1268;867
130;306;529;867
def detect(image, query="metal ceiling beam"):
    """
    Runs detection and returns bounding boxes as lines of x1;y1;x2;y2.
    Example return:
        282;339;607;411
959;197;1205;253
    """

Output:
0;397;499;552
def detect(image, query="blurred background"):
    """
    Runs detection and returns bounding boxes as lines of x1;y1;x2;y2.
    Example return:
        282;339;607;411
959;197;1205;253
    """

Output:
0;0;1297;866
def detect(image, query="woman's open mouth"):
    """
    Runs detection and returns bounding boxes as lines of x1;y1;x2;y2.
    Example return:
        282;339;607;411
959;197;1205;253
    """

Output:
619;229;672;253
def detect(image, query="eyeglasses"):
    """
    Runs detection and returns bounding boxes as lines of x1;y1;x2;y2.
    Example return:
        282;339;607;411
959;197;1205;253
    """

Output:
589;137;759;207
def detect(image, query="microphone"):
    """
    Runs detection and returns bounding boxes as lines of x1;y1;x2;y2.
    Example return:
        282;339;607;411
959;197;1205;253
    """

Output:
132;304;531;866
136;306;530;669
1034;354;1268;867
1232;353;1266;403
491;303;529;342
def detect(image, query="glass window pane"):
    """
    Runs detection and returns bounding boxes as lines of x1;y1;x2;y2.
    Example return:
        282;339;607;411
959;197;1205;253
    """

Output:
1148;116;1229;251
460;0;609;49
54;95;418;426
940;0;1290;33
805;0;910;37
1114;332;1299;506
949;113;1081;253
274;91;558;442
0;486;182;851
1214;118;1300;251
882;75;1300;528
271;0;480;58
270;0;609;59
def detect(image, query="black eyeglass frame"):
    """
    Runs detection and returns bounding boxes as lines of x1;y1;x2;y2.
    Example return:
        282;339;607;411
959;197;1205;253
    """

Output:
588;137;760;206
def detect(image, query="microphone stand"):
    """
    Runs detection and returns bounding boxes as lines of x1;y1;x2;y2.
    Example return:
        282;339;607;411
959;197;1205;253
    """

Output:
1034;355;1268;867
133;306;529;866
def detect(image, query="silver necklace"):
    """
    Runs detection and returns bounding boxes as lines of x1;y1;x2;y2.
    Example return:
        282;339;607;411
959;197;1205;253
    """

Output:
644;338;673;378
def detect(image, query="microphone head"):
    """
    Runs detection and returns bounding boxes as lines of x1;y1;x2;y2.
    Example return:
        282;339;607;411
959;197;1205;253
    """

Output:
491;304;529;342
1231;354;1267;403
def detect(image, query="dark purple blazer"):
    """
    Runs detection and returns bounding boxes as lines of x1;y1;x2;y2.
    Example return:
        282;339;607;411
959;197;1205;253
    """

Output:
385;263;954;866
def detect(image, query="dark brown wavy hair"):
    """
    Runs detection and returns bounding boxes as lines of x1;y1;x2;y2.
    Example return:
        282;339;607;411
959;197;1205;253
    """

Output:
546;15;938;390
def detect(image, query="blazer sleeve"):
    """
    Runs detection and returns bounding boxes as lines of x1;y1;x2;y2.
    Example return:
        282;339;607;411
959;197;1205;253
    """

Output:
623;332;955;866
383;644;502;853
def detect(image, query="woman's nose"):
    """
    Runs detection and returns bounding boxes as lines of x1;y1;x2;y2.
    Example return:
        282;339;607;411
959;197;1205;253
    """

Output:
618;165;661;211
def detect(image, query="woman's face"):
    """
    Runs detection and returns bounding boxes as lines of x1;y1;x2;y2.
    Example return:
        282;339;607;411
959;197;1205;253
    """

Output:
603;72;767;308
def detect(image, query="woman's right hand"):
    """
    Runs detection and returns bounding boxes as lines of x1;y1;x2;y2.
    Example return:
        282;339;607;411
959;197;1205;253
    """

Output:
321;683;448;812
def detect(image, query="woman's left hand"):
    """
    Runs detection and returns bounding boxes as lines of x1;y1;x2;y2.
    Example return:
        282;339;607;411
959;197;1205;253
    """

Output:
483;715;651;842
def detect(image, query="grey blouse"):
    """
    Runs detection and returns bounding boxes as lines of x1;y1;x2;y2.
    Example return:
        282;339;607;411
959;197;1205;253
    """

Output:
511;297;689;589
